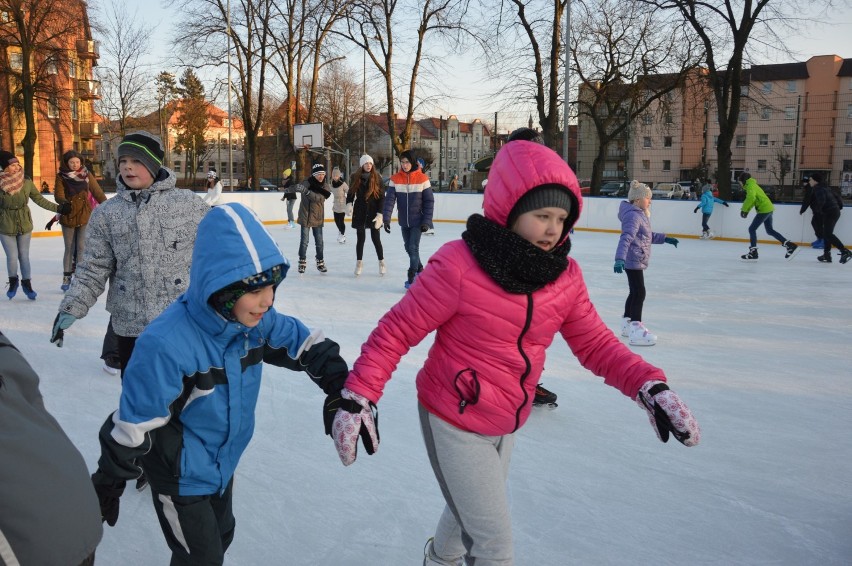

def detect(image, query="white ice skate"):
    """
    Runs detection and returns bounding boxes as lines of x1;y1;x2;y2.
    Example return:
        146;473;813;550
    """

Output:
354;260;363;276
628;321;657;347
337;232;346;244
620;317;631;337
379;259;387;275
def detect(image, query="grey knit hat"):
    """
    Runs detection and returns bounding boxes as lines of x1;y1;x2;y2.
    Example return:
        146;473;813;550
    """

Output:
507;184;574;228
116;131;164;180
627;180;651;202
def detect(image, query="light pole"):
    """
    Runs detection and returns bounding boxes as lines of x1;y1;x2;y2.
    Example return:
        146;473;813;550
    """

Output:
363;47;366;155
226;0;233;190
562;0;571;163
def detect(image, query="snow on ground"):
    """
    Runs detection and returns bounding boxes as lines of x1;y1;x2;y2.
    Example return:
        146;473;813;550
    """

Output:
2;222;850;565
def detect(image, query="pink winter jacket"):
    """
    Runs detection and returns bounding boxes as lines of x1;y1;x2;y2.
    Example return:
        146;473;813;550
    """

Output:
345;141;666;436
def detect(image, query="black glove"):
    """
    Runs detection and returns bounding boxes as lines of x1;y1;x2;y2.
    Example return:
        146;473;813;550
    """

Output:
91;470;126;527
323;390;364;436
45;217;57;230
723;202;729;207
693;207;699;213
740;211;748;219
57;202;72;215
420;224;429;233
383;222;391;234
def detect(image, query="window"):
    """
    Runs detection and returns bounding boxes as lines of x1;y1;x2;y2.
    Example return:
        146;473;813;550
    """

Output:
787;80;796;93
46;56;58;75
664;113;673;125
208;161;215;171
762;82;772;94
759;134;769;147
451;131;455;139
70;99;78;120
784;133;794;146
664;136;673;147
662;160;671;171
174;160;182;172
757;159;767;172
740;85;749;96
847;104;852;119
10;52;23;70
736;135;746;148
643;136;652;148
738;111;748;122
642;160;650;171
846;132;852;146
713;135;719;148
760;107;771;120
69;60;76;78
785;106;795;119
221;162;228;174
47;97;59;118
642;114;653;125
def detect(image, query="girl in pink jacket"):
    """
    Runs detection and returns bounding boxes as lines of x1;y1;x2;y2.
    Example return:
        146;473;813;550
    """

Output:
327;141;700;565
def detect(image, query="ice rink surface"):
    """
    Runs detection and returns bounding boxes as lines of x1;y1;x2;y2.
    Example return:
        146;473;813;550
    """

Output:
2;221;850;565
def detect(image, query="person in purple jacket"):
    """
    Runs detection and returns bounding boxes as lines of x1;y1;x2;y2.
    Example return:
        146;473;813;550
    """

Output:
614;181;679;346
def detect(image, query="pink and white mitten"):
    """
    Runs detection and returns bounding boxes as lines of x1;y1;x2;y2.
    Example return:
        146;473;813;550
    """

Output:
636;381;700;447
332;388;380;466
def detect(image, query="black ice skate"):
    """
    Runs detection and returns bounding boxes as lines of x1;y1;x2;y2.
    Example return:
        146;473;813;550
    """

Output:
533;383;558;408
740;247;758;261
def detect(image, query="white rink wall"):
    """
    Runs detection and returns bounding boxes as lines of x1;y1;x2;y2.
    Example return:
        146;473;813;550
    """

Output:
31;191;851;244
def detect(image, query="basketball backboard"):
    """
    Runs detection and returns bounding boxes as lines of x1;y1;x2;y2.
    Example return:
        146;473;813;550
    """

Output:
293;122;324;149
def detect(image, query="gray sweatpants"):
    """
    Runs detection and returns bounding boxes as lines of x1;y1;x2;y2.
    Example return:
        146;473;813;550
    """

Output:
419;403;515;565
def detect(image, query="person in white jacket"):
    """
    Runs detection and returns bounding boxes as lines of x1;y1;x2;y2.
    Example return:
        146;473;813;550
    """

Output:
203;170;223;206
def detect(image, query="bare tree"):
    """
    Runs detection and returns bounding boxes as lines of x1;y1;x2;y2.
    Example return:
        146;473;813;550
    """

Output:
171;0;275;189
636;0;805;198
0;0;82;177
93;0;154;139
572;0;702;192
337;0;470;158
312;59;364;157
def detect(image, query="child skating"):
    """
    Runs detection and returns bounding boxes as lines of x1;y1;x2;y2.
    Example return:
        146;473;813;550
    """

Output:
693;183;729;239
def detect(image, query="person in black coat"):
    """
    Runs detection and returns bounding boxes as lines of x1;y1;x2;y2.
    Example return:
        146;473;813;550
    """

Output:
808;173;850;264
799;179;824;248
347;154;386;276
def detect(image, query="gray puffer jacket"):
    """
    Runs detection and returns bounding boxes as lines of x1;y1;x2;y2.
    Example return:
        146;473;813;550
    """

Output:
59;169;210;337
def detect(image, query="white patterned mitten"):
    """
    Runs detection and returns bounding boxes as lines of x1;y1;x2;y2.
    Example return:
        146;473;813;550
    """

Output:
332;388;379;466
636;381;700;447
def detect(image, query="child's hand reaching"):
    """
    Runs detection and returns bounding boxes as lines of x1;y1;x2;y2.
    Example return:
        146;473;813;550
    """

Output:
664;237;679;248
636;381;700;447
613;259;625;274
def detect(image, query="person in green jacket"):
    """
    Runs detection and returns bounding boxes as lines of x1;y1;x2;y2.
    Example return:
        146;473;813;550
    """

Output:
738;172;798;261
0;151;70;299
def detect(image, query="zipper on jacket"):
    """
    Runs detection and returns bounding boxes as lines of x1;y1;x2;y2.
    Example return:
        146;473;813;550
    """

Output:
513;293;534;432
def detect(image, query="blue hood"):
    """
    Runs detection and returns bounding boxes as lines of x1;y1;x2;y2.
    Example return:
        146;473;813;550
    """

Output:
187;203;289;325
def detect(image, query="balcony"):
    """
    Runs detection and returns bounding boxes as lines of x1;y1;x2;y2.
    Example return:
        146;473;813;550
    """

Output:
77;79;101;100
76;39;99;59
79;121;101;138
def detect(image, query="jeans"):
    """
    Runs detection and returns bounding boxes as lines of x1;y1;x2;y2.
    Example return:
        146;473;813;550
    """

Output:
400;226;423;272
748;212;787;247
286;199;295;222
701;213;711;232
0;232;32;279
62;225;87;273
298;225;324;260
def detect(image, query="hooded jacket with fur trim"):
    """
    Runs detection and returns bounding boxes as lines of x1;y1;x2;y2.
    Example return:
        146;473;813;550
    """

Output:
345;141;665;436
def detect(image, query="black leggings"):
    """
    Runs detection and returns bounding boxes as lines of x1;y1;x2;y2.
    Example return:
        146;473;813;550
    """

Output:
333;212;346;234
355;227;383;260
821;210;847;254
623;269;646;322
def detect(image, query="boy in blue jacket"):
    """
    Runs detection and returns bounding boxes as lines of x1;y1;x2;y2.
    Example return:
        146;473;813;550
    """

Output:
693;183;729;239
89;203;352;565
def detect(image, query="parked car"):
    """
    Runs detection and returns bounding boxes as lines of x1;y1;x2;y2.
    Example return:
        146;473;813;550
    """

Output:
677;181;694;199
731;182;777;201
238;178;278;192
598;181;629;197
578;179;591;195
651;182;684;199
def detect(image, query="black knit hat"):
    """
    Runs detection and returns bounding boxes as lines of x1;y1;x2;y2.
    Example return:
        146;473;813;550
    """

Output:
507;127;544;144
311;163;326;177
116;131;164;180
809;172;823;184
208;264;287;322
400;149;419;171
0;150;19;170
507;184;574;229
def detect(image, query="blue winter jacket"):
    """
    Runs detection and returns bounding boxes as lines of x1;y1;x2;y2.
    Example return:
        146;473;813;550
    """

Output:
96;203;349;496
383;167;434;229
698;190;726;214
614;200;666;270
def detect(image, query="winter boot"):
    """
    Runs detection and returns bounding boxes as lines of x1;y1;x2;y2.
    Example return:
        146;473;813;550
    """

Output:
620;317;631;337
628;321;657;347
379;259;387;275
316;258;327;273
533;383;558;408
423;537;464;566
21;279;37;300
706;230;715;239
840;249;852;265
817;254;832;263
404;268;416;290
61;272;72;292
6;276;19;299
811;239;824;249
700;230;709;240
354;260;363;276
298;258;306;274
337;232;346;244
740;247;758;261
784;241;799;260
285;221;294;230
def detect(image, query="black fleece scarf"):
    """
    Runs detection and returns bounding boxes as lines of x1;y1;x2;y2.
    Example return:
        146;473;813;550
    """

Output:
462;214;571;294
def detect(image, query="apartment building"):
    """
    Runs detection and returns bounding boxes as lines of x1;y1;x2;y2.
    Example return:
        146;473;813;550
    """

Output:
0;0;101;190
577;55;852;194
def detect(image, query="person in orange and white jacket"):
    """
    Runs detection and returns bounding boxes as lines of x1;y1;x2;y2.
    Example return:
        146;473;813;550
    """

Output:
382;149;434;288
327;140;701;565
